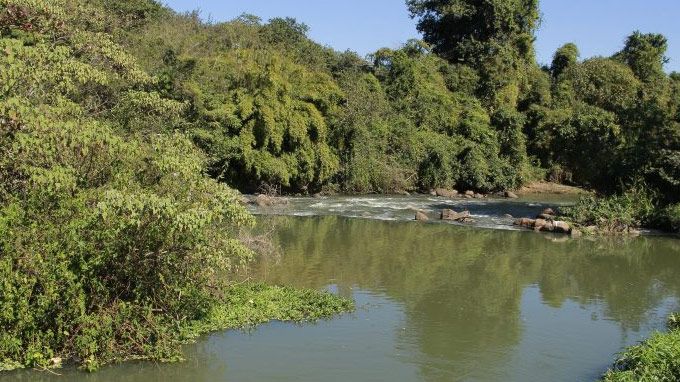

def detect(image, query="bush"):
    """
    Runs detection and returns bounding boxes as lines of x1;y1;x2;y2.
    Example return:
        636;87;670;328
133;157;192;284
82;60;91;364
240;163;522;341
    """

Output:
0;1;353;371
600;315;680;381
560;186;656;232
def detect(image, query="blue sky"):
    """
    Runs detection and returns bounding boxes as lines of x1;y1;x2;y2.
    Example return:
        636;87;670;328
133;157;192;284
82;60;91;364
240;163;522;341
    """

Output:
163;0;680;72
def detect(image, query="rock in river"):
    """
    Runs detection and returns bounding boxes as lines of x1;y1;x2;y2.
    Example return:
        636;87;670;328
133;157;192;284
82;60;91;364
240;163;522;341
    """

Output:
441;209;471;221
504;191;519;199
415;211;429;221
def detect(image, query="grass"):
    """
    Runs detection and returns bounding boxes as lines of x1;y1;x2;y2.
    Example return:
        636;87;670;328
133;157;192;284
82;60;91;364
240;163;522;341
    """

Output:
185;282;355;337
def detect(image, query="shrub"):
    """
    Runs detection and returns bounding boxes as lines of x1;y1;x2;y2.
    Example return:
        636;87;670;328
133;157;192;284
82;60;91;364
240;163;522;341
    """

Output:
600;315;680;381
560;186;656;232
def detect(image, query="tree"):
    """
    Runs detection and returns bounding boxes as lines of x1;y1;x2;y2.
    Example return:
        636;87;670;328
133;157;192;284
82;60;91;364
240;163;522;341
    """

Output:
550;43;579;79
406;0;540;66
615;31;669;83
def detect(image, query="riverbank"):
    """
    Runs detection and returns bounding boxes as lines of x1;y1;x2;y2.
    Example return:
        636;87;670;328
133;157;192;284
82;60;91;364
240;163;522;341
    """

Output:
0;283;353;373
598;314;680;381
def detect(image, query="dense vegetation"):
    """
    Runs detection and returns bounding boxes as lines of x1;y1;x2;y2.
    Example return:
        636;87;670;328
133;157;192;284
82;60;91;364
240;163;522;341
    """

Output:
0;0;678;374
0;0;351;372
105;0;679;230
600;314;680;381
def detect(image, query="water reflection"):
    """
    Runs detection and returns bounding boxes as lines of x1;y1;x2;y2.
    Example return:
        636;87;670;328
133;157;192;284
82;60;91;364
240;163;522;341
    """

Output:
4;215;680;382
253;216;680;381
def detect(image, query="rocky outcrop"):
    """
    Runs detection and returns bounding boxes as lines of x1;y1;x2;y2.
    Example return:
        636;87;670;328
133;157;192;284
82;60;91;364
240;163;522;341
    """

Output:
514;216;574;235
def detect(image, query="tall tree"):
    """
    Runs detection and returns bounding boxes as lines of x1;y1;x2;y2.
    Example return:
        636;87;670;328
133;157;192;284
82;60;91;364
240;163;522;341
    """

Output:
550;43;579;79
406;0;540;65
406;0;541;109
615;31;669;83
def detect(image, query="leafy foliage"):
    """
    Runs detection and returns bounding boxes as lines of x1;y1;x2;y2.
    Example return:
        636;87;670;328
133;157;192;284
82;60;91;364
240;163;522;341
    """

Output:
600;315;680;382
0;0;351;371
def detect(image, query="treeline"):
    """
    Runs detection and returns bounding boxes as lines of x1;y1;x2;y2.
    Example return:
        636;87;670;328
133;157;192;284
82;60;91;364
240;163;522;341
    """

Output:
95;0;680;203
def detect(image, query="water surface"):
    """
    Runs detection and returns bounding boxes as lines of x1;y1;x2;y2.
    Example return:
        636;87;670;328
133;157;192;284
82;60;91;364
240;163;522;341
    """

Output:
5;196;680;382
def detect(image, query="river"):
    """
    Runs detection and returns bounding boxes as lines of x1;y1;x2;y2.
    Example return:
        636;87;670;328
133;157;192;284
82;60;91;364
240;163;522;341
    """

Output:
5;195;680;381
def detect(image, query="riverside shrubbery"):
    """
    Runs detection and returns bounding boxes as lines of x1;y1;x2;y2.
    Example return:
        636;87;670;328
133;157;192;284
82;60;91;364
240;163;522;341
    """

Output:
559;186;680;233
0;0;351;371
600;314;680;381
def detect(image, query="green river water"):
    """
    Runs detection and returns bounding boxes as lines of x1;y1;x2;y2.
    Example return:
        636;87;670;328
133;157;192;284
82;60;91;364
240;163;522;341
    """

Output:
4;195;680;382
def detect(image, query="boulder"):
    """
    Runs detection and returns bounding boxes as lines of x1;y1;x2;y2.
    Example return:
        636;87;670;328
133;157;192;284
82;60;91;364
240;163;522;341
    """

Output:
534;218;548;228
360;211;372;217
514;218;535;227
537;221;554;232
553;221;571;234
541;208;555;216
457;217;475;224
441;209;471;221
474;193;485;199
435;188;458;198
465;190;475;196
429;190;437;196
415;211;429;221
570;229;583;237
504;191;519;199
397;190;410;196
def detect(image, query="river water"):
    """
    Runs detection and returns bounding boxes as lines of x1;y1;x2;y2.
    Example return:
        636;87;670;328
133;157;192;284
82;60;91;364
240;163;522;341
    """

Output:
5;195;680;382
